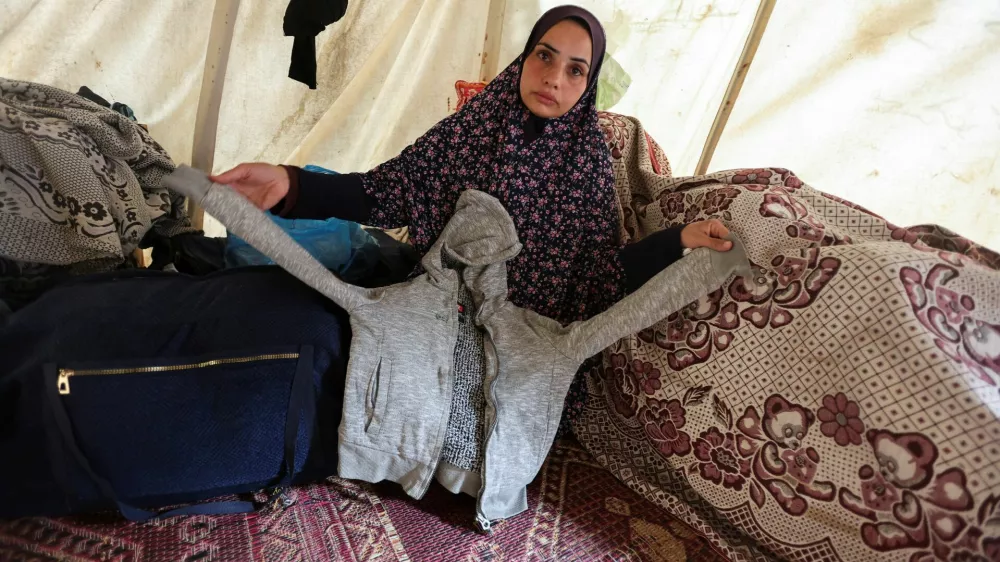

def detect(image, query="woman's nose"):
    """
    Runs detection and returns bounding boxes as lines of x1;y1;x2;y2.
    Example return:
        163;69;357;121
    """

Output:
543;68;560;89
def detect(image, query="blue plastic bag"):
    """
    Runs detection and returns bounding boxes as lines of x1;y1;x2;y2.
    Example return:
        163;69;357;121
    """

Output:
302;164;337;175
224;166;381;282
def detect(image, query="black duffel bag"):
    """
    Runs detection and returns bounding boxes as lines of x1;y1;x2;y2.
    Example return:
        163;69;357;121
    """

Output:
0;267;350;519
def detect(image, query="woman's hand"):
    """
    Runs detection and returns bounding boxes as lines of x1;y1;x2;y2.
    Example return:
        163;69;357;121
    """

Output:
681;219;733;252
209;163;290;211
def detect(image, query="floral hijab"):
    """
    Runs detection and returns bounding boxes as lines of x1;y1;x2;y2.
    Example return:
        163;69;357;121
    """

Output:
361;6;621;324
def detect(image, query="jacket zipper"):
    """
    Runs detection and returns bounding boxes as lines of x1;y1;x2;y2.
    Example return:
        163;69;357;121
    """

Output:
475;328;500;534
419;286;461;499
56;353;300;395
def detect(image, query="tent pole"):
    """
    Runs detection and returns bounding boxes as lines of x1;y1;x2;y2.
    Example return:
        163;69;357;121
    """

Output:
694;0;775;176
479;0;508;83
188;0;242;231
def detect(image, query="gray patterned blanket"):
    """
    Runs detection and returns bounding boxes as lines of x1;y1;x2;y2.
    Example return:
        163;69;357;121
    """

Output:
0;78;192;306
0;79;190;268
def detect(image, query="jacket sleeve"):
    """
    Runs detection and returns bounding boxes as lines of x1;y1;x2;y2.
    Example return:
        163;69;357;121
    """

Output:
163;165;374;313
557;237;753;362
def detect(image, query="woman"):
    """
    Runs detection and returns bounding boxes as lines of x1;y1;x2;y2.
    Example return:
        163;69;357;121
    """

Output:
214;5;732;429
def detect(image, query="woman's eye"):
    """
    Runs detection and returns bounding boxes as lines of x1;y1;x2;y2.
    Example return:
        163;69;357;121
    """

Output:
538;51;550;61
571;67;583;77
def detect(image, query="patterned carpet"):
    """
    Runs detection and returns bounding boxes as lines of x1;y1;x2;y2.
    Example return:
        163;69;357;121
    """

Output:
0;441;729;561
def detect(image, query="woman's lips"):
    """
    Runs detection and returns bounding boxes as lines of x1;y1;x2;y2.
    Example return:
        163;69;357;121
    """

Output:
534;92;557;106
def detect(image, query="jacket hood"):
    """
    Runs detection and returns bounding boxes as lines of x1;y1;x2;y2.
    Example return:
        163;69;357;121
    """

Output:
422;190;522;271
421;190;523;321
421;190;522;276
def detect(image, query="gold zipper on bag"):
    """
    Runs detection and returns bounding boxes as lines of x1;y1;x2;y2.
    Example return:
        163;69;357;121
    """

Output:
57;353;300;395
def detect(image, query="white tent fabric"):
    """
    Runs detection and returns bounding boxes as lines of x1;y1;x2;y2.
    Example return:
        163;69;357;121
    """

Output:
279;0;490;171
0;0;213;171
2;0;997;246
712;0;1000;251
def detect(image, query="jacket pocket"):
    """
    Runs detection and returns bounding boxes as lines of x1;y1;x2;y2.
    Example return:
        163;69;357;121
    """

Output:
364;357;393;438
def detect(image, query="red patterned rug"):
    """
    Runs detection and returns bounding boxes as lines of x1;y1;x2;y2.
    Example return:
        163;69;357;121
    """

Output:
0;441;729;561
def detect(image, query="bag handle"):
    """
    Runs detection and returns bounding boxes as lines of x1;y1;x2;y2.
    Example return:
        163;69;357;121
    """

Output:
44;345;315;521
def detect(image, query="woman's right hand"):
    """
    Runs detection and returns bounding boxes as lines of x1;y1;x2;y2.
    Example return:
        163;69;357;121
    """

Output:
209;163;290;211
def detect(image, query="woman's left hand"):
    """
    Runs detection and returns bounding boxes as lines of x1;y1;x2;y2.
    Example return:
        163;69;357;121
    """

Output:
681;219;733;252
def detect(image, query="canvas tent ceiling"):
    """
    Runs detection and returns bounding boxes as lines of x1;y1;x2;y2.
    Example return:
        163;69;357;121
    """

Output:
2;0;997;248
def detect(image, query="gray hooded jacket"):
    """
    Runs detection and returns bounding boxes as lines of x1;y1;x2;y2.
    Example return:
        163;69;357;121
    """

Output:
165;166;751;528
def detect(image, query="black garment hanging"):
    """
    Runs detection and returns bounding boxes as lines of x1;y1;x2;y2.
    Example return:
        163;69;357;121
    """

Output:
284;0;349;89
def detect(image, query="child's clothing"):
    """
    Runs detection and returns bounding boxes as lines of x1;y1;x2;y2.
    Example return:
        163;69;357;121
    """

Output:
165;166;752;528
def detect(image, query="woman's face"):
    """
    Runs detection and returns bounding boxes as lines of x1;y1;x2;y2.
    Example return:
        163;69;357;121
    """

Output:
519;19;593;119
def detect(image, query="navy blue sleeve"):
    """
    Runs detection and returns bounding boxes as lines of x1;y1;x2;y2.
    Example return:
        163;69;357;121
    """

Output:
618;226;685;294
274;167;375;224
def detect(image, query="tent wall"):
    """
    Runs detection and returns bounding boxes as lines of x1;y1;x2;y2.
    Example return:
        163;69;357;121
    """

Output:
2;0;997;248
0;0;213;169
278;0;490;171
711;0;1000;248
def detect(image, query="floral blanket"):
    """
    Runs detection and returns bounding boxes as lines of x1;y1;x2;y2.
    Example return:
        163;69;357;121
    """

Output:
574;112;1000;562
